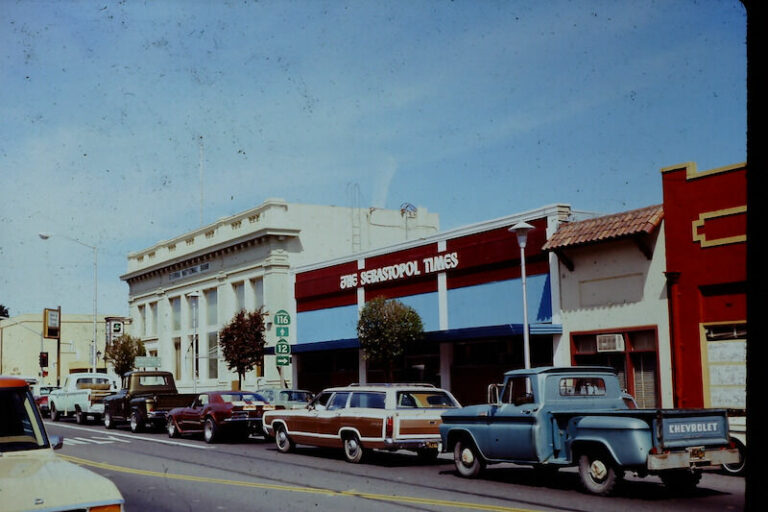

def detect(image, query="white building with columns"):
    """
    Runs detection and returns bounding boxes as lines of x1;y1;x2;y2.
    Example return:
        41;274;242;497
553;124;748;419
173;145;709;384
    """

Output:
121;198;439;392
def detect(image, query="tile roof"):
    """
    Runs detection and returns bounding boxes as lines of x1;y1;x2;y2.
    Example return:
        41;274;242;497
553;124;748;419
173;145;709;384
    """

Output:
543;204;664;251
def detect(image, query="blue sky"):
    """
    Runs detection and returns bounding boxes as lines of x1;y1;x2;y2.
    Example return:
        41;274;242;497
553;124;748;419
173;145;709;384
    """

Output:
0;1;746;318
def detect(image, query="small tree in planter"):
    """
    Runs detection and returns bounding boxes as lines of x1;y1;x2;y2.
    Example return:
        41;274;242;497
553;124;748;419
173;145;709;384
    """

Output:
104;334;146;377
357;296;424;382
219;308;267;389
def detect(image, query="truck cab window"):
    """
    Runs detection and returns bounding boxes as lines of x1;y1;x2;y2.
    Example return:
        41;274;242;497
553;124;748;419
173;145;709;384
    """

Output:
503;377;533;404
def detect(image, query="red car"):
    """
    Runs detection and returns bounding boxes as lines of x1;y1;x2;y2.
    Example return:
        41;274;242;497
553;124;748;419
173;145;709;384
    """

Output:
33;385;60;418
166;391;272;443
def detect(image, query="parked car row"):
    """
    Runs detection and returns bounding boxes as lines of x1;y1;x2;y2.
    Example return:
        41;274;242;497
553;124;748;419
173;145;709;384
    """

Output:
39;370;313;445
36;367;744;499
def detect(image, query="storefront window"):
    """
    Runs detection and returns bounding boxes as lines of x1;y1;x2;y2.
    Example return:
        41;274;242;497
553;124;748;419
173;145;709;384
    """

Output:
704;322;746;409
572;328;658;408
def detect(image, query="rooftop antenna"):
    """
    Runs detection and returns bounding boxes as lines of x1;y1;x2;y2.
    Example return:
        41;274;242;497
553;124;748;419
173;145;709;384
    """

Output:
400;202;417;240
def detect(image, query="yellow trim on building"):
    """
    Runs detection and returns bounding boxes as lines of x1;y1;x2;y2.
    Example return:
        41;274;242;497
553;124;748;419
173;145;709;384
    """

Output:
691;205;747;248
660;161;746;180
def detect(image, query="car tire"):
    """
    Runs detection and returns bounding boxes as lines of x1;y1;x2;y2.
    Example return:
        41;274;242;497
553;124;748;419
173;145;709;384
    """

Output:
104;411;116;429
204;417;218;444
50;403;60;422
130;411;144;433
167;418;180;438
417;447;440;463
722;439;746;475
75;408;86;425
453;438;484;478
275;424;295;453
343;434;366;464
578;450;623;496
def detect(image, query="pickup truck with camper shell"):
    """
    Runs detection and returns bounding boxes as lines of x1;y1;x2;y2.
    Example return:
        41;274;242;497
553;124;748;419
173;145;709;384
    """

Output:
440;366;740;496
48;372;118;424
103;370;196;433
0;375;125;512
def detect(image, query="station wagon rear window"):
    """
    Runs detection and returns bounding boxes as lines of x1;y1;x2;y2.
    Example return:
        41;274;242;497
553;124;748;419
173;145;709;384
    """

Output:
350;392;386;409
559;377;606;396
397;391;457;409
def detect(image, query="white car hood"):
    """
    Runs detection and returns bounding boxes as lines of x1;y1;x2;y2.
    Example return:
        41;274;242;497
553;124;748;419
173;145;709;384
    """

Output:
0;448;123;512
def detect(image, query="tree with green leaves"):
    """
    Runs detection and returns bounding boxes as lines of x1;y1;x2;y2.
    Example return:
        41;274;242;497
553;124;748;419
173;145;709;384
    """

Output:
357;296;424;382
104;334;146;377
219;308;267;389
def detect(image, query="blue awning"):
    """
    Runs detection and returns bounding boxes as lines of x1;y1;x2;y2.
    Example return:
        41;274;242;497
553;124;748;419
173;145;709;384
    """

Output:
266;323;562;355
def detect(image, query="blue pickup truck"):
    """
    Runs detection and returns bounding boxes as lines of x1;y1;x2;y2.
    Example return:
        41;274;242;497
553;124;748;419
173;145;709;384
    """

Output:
440;366;740;496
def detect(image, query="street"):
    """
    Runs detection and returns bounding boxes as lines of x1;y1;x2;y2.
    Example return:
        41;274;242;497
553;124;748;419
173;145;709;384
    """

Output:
45;420;745;512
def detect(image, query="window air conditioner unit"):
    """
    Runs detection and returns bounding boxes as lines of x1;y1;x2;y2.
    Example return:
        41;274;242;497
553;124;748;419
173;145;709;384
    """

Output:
596;334;625;352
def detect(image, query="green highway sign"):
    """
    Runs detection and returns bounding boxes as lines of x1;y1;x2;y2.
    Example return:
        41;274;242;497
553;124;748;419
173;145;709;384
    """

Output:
275;339;291;366
276;326;289;337
274;310;291;326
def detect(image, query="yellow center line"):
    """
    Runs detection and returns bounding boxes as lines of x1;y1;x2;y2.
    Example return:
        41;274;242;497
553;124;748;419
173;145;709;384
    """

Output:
60;454;541;512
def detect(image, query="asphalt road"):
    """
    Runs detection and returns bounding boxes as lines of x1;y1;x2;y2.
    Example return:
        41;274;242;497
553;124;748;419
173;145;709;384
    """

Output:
44;420;745;512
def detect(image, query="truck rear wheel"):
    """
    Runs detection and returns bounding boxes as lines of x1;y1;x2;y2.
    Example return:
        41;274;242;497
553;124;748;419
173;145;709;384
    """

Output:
75;408;86;425
104;412;115;429
454;438;484;478
660;469;702;492
130;411;144;433
578;450;622;496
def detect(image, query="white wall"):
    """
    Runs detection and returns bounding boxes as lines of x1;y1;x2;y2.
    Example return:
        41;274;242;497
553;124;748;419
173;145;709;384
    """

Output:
555;224;673;407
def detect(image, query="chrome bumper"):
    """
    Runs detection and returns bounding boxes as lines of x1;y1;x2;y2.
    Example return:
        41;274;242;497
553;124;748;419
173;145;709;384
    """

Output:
648;447;740;471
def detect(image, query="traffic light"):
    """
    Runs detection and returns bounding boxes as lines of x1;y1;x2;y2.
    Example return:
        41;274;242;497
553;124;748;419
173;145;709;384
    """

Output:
39;351;48;368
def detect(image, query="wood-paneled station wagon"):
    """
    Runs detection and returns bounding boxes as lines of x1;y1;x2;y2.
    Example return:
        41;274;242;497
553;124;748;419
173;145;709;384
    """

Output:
166;391;273;443
262;383;461;463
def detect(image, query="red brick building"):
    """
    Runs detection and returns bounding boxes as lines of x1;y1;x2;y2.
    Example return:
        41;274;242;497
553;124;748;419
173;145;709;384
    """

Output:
661;162;747;409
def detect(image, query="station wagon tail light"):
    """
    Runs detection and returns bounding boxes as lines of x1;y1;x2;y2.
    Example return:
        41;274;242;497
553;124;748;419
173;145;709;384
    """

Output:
385;416;393;438
146;399;155;413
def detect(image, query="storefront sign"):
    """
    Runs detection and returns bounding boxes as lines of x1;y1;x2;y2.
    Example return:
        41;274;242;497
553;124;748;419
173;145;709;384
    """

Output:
340;252;459;290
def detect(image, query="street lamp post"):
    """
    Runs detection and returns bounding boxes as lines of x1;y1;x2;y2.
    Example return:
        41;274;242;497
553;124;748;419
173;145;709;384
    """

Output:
510;222;535;370
187;291;201;393
39;232;98;373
